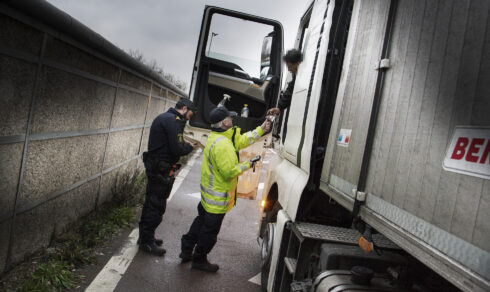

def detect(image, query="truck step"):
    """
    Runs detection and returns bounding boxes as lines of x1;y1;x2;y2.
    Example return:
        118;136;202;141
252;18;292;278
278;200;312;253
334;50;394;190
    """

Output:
284;257;297;274
294;222;399;250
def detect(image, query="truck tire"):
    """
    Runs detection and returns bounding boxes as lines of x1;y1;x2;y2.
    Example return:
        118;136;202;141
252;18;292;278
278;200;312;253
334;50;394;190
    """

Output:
265;202;281;223
260;201;281;238
261;222;275;292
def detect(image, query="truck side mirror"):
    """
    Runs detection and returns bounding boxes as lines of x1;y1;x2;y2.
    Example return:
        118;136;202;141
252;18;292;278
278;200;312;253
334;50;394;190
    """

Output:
261;35;273;73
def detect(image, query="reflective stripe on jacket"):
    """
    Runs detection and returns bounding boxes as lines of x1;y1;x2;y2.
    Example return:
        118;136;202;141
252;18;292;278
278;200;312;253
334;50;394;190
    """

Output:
200;126;264;214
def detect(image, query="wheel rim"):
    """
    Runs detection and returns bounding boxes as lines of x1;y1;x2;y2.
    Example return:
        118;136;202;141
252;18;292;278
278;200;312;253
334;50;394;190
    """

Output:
261;223;275;266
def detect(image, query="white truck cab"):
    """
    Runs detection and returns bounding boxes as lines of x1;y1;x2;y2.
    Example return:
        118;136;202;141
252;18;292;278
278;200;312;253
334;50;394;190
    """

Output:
188;1;490;292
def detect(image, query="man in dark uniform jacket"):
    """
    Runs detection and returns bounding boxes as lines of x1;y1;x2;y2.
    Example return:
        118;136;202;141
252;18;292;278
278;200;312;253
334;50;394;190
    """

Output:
138;97;197;256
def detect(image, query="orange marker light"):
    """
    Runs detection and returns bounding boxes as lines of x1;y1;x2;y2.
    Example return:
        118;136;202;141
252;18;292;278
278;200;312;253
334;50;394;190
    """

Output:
359;237;373;253
261;200;266;208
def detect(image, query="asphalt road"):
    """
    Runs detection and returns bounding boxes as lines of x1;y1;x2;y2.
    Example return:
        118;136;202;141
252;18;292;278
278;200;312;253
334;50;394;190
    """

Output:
85;149;268;292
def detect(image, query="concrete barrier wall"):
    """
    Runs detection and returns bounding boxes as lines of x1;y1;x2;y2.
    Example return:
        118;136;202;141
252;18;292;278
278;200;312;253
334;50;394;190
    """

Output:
0;1;187;273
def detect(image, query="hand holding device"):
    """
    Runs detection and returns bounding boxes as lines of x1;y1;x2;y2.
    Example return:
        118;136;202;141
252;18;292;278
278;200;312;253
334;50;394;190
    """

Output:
249;155;261;172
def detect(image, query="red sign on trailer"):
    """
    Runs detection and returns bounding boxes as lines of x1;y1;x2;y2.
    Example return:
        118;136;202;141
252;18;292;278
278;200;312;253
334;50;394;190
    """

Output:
443;126;490;180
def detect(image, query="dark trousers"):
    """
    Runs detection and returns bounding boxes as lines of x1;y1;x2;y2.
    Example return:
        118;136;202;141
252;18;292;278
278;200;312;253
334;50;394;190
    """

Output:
139;166;174;244
181;202;225;262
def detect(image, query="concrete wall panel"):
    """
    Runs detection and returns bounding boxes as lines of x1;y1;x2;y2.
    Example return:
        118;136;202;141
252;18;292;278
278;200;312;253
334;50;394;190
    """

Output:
167;91;179;102
145;98;166;126
0;56;37;136
166;99;177;111
119;70;151;93
129;159;139;175
0;14;43;56
31;67;115;133
111;89;148;129
103;129;141;169
135;156;145;173
152;85;163;97
0;4;186;272
140;127;150;154
0;143;23;220
44;36;119;82
52;178;99;234
10;200;55;264
99;160;135;206
20;134;106;207
0;220;11;274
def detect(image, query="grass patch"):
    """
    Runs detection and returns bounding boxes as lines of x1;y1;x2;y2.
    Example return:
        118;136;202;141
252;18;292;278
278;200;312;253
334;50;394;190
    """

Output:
3;171;147;292
112;171;147;207
15;261;80;292
52;206;136;268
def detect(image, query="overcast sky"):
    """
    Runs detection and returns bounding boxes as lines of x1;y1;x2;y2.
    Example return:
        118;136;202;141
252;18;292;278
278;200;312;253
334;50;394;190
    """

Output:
46;0;308;90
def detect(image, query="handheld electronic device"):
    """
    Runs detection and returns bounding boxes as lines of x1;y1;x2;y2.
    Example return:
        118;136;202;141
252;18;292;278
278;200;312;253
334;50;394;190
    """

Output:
250;155;261;163
250;155;261;172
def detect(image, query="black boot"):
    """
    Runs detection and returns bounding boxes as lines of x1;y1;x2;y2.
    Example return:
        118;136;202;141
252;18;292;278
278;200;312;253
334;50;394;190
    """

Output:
139;242;166;256
192;259;219;273
137;238;163;246
179;251;193;263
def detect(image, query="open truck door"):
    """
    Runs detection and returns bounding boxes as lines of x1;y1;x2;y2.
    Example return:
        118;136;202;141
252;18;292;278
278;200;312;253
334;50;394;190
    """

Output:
188;6;283;137
186;6;284;199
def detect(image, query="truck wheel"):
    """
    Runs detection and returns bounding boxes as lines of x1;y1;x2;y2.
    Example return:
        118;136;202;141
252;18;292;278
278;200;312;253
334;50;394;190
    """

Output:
260;201;281;238
261;222;275;291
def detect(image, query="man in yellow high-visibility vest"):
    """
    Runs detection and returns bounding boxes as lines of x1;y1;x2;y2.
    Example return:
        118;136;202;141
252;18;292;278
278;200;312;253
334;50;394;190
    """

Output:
180;106;271;272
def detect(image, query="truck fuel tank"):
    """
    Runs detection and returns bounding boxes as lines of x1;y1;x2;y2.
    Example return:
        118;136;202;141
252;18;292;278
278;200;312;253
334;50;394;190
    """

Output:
311;268;415;292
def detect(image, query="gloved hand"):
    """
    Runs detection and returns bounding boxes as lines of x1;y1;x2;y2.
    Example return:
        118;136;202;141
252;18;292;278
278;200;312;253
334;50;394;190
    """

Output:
261;120;272;132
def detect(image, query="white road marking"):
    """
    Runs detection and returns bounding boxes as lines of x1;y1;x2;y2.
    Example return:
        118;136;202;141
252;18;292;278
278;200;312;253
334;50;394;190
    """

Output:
85;149;202;292
85;229;139;292
248;272;261;285
168;149;202;201
185;192;201;200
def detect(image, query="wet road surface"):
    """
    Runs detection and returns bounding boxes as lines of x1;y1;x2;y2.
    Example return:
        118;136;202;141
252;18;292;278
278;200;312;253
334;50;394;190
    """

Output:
86;149;268;292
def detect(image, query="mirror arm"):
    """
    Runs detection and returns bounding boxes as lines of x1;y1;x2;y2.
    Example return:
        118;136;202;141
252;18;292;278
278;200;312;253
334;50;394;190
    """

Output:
251;77;264;85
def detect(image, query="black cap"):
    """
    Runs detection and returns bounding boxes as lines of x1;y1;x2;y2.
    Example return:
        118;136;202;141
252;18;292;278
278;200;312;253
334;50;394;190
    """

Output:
209;106;237;124
177;97;197;112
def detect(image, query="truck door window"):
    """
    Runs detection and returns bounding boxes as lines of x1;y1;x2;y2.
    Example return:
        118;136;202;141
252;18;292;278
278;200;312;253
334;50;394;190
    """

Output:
205;14;275;80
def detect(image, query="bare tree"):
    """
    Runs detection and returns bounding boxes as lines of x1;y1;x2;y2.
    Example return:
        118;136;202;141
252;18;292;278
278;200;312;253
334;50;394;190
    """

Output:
128;49;145;63
127;49;187;91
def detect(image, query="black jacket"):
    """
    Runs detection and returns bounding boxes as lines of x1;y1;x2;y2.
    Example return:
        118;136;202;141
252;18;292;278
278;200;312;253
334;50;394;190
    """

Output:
277;75;296;110
147;108;193;163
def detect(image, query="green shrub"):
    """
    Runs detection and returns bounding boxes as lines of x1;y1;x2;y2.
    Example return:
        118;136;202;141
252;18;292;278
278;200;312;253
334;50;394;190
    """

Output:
5;170;145;291
106;206;135;228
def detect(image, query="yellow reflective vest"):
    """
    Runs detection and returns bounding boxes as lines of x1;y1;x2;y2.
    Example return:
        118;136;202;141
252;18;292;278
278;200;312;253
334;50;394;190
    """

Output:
200;125;264;214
